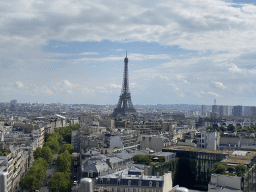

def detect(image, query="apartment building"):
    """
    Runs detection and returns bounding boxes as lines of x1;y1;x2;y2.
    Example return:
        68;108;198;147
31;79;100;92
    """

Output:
96;168;173;192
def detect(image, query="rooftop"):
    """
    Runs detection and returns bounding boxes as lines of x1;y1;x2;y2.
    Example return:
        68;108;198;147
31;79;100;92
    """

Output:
167;146;231;154
222;151;256;165
99;168;163;181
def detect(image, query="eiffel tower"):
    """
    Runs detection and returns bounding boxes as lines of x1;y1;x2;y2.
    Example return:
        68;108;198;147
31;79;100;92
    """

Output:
112;53;136;117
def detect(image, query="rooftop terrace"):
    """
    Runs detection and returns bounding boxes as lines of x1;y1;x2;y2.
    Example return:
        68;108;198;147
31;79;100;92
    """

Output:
167;146;231;155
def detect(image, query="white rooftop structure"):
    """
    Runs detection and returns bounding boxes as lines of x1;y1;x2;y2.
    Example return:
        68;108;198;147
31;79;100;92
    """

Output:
232;151;249;156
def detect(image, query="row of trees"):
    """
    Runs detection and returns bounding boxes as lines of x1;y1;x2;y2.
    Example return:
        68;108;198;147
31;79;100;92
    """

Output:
48;145;74;191
20;132;62;191
19;158;48;191
47;127;75;192
207;125;256;133
213;162;247;177
55;124;79;143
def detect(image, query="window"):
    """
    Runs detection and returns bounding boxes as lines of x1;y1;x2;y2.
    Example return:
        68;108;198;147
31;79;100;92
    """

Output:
107;179;110;184
128;180;131;186
117;179;121;185
149;181;152;187
100;179;103;184
138;181;142;186
156;182;159;187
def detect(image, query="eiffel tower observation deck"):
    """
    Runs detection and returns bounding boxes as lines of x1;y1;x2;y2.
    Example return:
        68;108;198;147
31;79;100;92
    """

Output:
112;53;137;117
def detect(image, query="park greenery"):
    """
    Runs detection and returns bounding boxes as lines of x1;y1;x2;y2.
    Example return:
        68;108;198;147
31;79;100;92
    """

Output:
212;162;247;176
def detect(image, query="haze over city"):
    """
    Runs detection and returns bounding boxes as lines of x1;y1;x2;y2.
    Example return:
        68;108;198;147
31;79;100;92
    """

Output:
1;0;256;106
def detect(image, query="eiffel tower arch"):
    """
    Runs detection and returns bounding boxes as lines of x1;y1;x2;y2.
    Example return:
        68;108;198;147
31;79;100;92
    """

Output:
112;54;137;117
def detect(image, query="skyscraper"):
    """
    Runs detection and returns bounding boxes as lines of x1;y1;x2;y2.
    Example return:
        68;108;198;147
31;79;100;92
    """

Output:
201;105;207;117
112;54;136;117
233;105;243;116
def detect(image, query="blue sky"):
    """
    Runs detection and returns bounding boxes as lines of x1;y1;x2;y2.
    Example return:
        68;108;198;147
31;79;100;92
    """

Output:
1;0;256;106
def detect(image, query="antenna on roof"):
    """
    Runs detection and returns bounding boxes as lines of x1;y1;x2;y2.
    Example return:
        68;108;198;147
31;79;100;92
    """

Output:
126;50;127;58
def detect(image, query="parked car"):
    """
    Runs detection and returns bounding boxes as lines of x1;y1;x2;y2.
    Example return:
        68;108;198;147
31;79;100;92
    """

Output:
73;181;77;185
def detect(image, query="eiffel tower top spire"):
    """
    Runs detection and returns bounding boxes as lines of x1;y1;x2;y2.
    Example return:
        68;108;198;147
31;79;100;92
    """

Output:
112;53;136;117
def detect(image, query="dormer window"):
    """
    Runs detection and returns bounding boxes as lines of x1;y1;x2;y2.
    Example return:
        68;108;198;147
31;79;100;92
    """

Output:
149;181;152;187
128;180;131;186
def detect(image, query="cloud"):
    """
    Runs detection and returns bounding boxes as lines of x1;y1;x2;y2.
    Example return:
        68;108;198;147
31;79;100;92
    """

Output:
228;64;247;74
207;91;221;97
15;81;24;89
2;0;256;105
115;49;124;52
211;81;226;89
110;84;122;89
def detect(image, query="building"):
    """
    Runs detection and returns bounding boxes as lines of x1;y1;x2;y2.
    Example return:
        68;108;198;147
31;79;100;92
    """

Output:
96;168;173;192
208;174;242;192
199;131;220;150
201;105;207;117
140;135;171;152
212;105;219;114
219;105;231;116
233;106;243;116
244;106;256;116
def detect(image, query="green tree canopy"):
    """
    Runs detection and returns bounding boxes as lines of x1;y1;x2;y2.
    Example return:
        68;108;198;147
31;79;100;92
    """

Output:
48;172;72;192
235;164;247;176
213;162;228;174
58;124;79;144
59;144;74;154
33;147;42;159
47;132;63;143
56;150;73;173
44;140;59;153
41;146;53;164
19;174;40;191
19;158;48;191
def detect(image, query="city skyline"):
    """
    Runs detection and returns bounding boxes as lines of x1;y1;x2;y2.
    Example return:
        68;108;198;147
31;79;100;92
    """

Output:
1;0;256;106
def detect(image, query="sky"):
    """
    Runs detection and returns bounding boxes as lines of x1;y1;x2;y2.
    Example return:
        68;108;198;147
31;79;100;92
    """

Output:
1;0;256;106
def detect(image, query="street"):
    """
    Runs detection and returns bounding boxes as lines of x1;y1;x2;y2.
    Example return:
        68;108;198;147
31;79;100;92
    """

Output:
39;154;58;192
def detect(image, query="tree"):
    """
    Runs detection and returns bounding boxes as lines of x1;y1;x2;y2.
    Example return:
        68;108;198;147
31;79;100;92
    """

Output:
235;164;247;176
48;172;72;192
227;166;235;173
33;147;42;159
19;158;48;191
158;156;165;162
44;140;59;153
59;144;74;154
213;162;227;174
41;146;53;164
133;154;143;163
19;174;39;191
228;125;236;132
47;132;62;143
56;151;73;173
33;157;48;170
